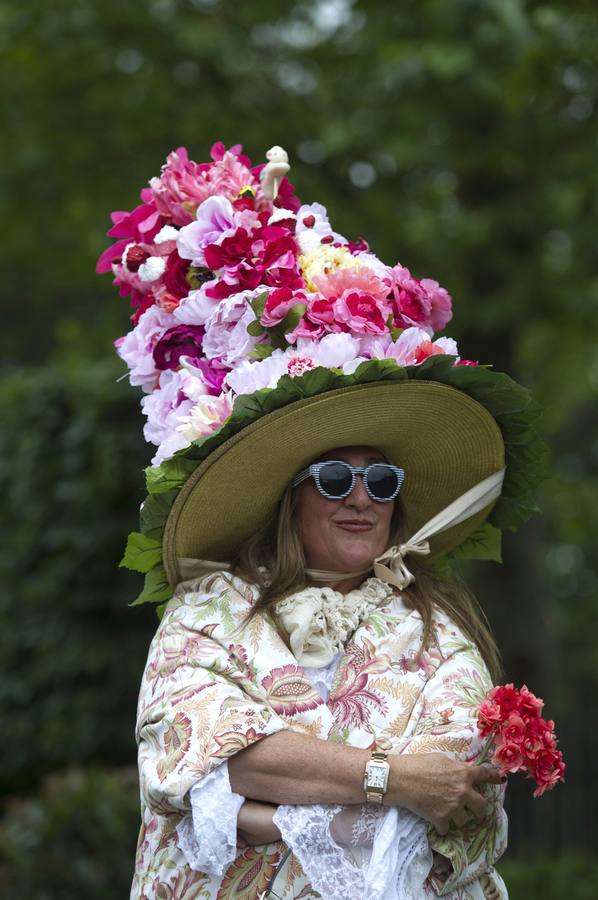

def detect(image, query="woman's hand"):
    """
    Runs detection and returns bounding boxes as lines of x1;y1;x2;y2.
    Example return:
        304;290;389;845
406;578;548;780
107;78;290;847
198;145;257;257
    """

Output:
388;753;504;835
237;799;281;847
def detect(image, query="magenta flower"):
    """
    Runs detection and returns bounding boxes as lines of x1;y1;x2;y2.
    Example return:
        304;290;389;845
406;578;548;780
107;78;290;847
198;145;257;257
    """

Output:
334;290;389;335
152;325;205;371
389;265;453;335
177;197;259;268
260;287;308;327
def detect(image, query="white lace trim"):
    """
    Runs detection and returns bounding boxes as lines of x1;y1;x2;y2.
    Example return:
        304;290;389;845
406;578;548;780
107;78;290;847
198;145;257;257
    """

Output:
272;802;432;900
176;763;244;875
275;576;395;667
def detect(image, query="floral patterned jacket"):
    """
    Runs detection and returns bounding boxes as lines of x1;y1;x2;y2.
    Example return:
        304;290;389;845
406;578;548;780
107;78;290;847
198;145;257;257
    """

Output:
131;573;508;899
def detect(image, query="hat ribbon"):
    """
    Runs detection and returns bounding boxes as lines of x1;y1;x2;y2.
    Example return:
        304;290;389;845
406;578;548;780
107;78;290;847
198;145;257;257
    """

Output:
373;468;506;590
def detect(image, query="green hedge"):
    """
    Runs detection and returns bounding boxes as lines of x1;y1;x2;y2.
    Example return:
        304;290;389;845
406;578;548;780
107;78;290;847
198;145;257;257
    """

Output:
0;361;155;793
500;854;598;900
0;767;140;898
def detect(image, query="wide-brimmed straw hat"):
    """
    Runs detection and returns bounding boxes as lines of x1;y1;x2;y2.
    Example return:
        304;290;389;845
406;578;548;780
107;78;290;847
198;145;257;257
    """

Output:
122;356;545;605
98;142;546;607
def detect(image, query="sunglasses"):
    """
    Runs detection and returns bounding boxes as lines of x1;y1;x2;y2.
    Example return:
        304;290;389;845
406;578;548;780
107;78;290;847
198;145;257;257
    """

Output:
292;460;405;503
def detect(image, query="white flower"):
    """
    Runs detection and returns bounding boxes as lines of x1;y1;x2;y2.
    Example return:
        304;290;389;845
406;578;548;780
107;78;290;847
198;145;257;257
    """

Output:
138;256;167;282
174;288;220;327
176;392;234;442
154;225;179;244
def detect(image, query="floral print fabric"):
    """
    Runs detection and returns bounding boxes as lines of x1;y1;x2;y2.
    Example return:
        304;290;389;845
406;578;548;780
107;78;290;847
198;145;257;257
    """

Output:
131;573;508;899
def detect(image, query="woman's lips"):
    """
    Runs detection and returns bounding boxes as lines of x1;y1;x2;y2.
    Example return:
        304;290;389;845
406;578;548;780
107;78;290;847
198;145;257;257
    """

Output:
334;520;374;532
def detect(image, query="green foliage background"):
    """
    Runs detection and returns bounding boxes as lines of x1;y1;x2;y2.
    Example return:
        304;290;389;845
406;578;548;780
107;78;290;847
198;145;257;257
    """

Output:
1;0;597;894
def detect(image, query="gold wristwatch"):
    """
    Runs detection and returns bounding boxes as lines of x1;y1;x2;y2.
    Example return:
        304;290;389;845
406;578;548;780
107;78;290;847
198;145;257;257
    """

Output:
363;749;390;804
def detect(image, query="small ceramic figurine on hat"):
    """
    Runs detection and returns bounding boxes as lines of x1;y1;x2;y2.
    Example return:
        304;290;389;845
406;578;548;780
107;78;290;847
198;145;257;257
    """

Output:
99;141;547;899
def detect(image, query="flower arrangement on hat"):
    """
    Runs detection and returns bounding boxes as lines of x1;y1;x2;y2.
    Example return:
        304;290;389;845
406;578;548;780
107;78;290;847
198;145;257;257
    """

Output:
98;141;464;468
98;141;547;607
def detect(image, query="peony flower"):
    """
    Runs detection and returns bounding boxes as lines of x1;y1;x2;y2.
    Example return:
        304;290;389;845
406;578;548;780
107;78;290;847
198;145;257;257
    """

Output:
313;263;389;303
489;683;522;716
384;327;459;366
202;289;262;366
389;264;453;336
300;244;361;293
174;287;220;327
176;392;234;442
334;289;390;335
115;304;174;392
152;325;205;371
225;332;361;396
141;368;195;446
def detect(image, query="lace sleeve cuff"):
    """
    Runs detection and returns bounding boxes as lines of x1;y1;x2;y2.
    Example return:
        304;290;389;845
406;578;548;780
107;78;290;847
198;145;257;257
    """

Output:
176;761;245;875
272;803;432;900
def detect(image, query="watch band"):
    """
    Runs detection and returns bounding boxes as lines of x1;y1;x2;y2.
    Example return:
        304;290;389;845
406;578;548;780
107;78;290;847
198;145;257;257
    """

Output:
363;749;390;804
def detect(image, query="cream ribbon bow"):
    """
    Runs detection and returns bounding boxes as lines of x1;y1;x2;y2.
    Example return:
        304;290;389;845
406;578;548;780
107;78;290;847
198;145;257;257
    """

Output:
374;469;505;590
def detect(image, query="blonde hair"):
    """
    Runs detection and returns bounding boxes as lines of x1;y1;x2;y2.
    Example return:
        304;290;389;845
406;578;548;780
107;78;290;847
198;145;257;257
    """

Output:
231;484;502;684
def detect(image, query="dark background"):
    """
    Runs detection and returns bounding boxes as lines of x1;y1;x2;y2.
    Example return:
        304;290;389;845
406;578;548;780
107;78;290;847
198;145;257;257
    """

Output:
1;0;597;896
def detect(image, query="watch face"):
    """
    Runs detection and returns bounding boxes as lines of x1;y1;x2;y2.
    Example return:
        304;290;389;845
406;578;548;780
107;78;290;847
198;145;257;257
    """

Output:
369;767;387;788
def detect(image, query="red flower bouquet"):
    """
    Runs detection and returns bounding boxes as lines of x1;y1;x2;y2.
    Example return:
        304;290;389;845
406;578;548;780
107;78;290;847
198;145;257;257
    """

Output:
477;684;565;797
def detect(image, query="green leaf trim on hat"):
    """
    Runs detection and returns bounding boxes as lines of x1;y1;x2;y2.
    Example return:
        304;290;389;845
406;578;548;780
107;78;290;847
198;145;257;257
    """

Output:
122;355;548;606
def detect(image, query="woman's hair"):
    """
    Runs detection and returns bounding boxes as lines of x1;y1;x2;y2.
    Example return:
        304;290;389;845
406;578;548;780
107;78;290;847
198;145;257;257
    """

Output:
231;483;503;684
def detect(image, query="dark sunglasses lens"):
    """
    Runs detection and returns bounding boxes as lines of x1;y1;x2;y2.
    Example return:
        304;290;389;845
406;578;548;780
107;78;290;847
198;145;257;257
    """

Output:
318;462;353;497
366;466;400;500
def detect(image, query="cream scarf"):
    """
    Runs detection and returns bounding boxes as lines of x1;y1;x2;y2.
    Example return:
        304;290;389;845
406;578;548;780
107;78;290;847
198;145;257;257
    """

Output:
274;577;395;668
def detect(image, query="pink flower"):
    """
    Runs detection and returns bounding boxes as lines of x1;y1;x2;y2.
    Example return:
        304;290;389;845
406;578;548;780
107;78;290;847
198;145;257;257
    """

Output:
501;714;527;743
177;196;259;267
314;264;389;302
334;290;389;335
477;700;502;738
96;196;161;274
140;368;194;446
384;327;459;366
389;264;453;336
115;305;174;391
260;287;307;328
176;391;234;443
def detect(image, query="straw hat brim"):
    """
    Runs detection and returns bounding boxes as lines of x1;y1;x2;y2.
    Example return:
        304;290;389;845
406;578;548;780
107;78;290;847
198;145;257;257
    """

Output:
163;379;505;588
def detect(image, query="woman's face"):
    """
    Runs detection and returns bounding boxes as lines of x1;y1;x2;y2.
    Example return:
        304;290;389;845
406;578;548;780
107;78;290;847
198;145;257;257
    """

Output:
295;446;395;576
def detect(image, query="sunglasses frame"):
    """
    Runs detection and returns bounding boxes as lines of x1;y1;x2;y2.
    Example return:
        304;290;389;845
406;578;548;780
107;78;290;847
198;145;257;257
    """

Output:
292;460;405;503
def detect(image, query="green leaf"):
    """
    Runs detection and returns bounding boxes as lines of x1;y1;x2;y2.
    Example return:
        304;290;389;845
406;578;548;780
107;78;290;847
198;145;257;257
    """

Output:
140;490;178;539
120;532;162;573
279;302;307;334
146;457;197;494
246;319;265;337
129;565;171;606
248;342;274;360
249;291;268;319
449;522;503;563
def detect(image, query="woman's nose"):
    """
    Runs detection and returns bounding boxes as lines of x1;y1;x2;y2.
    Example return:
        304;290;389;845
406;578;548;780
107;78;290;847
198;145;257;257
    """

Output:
344;473;371;509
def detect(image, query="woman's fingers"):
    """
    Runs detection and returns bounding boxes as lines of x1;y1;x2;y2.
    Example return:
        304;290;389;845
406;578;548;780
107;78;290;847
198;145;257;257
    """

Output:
471;764;504;786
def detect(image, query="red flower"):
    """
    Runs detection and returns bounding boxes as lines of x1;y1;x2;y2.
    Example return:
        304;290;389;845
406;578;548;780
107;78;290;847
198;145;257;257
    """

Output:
162;251;192;301
493;740;524;774
489;683;521;715
477;699;502;737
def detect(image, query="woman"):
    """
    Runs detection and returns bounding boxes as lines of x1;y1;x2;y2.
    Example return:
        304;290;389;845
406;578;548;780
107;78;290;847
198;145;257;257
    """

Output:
132;436;513;898
97;142;546;898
